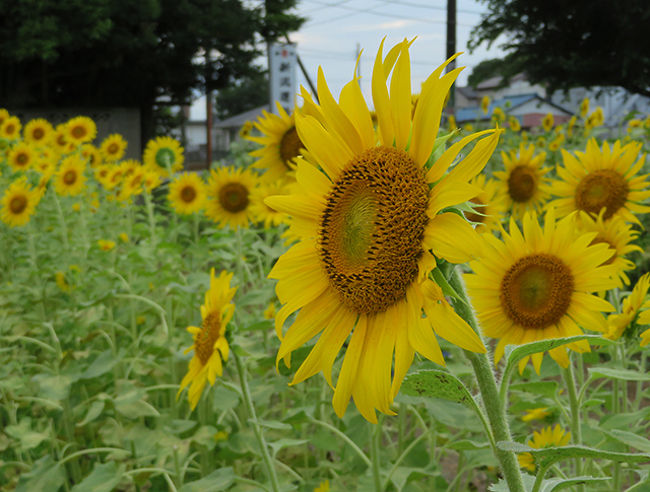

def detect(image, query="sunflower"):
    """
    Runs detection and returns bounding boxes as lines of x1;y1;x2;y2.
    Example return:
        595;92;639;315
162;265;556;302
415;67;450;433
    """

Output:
81;144;103;168
481;95;490;114
606;273;650;340
104;166;124;191
239;120;253;139
265;39;499;422
97;239;116;251
100;134;127;162
492;106;506;124
518;425;571;472
7;142;37;172
206;166;257;228
508;116;521;132
143;168;162;192
465;210;618;374
177;269;236;410
575;211;641;287
246;104;304;182
52;123;75;154
494;143;551;219
548;134;564;152
65;116;96;145
465;173;506;234
549;139;650;224
143;136;184;175
168;172;207;215
54;156;86;196
521;407;550;423
567;116;577;137
0;108;8;126
447;114;457;131
1;177;40;227
0;116;21;140
23;119;54;146
120;167;146;200
640;327;650;347
579;98;590;118
250;179;289;228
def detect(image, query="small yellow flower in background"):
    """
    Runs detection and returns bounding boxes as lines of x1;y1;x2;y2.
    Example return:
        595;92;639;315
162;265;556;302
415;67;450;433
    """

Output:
250;180;289;228
481;95;490;114
55;155;87;196
7;141;36;172
239;120;253;139
55;272;71;292
591;107;605;127
314;480;330;492
206;166;258;229
69;264;81;272
72;203;81;212
548;133;565;151
447;114;457;130
100;133;127;162
627;119;642;132
579;97;590;118
644;115;650;129
521;407;550;422
143;136;184;175
168;172;207;215
508;116;521;132
0;115;21;140
213;430;229;442
177;269;237;410
1;177;41;227
535;136;546;148
24;118;53;145
119;233;129;243
640;328;650;346
97;239;116;251
263;302;276;320
0;108;9;126
463;123;474;132
492;106;506;123
518;425;571;472
606;273;650;340
66;116;97;145
567;115;577;137
136;315;146;325
542;113;554;132
521;130;529;143
81;144;103;168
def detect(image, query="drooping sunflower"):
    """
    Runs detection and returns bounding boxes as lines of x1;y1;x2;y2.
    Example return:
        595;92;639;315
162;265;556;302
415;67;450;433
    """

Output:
574;211;641;287
579;98;590;118
7;142;37;172
65;116;96;145
120;167;146;201
81;144;103;168
23;119;54;146
54;156;87;196
494;143;551;219
206;166;258;228
0;116;21;140
143;168;162;193
53;123;74;154
465;210;618;374
549;139;650;223
1;177;40;227
480;95;490;114
508;116;521;132
168;172;207;215
143;136;184;175
265;39;500;422
250;179;289;228
606;273;650;340
465;173;507;234
521;407;550;423
246;104;304;182
177;269;236;410
99;134;127;162
518;425;571;472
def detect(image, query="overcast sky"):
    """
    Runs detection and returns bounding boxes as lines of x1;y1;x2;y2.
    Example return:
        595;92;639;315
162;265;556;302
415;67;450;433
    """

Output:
192;0;506;119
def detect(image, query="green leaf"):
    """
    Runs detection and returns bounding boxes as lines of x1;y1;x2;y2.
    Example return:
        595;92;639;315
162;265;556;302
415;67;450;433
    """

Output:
76;400;105;427
538;476;610;492
401;369;476;409
268;438;308;456
255;419;291;431
113;389;160;419
497;441;650;468
488;472;536;491
15;456;65;492
509;381;559;398
71;462;124;492
5;418;49;451
588;367;650;382
448;439;490;451
32;373;72;401
81;349;119;380
178;467;235;492
603;429;650;453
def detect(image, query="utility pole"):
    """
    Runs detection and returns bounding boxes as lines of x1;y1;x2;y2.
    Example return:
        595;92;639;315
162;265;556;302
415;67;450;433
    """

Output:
446;0;457;111
205;47;213;169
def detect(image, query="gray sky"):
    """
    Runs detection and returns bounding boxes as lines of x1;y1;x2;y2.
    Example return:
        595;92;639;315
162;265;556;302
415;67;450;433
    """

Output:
192;0;506;119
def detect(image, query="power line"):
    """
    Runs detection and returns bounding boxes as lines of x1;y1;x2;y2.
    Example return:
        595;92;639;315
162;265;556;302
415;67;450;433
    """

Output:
377;0;483;16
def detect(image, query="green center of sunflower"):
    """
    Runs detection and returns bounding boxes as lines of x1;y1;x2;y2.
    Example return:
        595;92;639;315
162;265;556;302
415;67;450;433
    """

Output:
279;127;303;168
32;128;45;140
319;146;429;315
63;170;77;185
218;182;249;213
155;148;175;168
500;254;574;329
574;169;628;220
9;195;28;214
180;185;197;203
465;198;485;224
71;125;86;139
508;165;537;202
195;311;221;365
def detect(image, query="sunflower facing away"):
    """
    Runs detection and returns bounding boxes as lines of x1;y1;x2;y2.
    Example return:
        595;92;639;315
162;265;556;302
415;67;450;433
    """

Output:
518;425;571;472
250;180;289;228
143;136;184;175
494;143;551;219
465;173;507;234
99;134;127;162
178;269;236;410
606;273;650;340
23;119;54;146
1;177;41;227
55;156;87;196
549;139;650;223
266;38;501;422
246;104;304;182
465;210;618;374
206;166;258;228
66;116;97;145
168;172;207;215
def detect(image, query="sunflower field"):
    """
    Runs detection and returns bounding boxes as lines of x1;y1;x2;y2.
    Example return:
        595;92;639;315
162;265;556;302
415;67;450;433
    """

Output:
1;39;650;492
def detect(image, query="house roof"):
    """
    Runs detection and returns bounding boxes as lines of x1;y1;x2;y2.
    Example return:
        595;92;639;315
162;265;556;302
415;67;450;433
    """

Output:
455;93;572;122
213;104;270;129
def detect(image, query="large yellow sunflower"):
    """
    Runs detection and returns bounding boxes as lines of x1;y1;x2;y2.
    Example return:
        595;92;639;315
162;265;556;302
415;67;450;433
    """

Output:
7;142;37;172
247;104;304;182
168;172;207;215
465;173;507;234
54;156;87;196
99;134;127;162
606;273;650;340
465;210;618;374
550;139;650;223
206;166;258;228
177;269;236;410
65;116;97;145
0;116;21;140
494;143;551;219
143;136;184;175
1;177;41;227
265;39;500;422
23;119;54;146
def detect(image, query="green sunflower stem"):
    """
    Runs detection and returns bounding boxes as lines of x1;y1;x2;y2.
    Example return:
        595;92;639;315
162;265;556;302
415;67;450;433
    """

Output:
233;351;281;492
562;362;584;492
448;266;526;492
51;187;69;251
371;415;384;492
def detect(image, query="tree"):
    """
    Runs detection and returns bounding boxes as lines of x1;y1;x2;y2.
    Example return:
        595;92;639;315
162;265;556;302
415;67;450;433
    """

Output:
0;0;304;143
468;0;650;97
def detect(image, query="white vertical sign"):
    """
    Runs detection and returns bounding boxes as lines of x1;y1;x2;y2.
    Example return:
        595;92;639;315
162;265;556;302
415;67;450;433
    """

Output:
269;42;297;115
